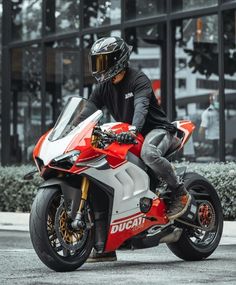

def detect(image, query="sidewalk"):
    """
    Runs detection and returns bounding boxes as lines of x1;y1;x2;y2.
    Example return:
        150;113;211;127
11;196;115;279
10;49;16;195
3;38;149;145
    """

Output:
0;212;235;245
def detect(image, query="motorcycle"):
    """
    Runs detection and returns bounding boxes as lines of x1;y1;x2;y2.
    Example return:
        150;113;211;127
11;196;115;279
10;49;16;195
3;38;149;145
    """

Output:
29;96;223;272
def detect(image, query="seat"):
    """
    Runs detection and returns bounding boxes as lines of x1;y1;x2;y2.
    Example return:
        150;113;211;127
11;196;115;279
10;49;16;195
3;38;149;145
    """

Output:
164;135;182;158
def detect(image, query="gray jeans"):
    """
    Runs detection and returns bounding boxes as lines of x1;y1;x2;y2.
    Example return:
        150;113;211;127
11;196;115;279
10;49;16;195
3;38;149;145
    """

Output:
141;129;180;190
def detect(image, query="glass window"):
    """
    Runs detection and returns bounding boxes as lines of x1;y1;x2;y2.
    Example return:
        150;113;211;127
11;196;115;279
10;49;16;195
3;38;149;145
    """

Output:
125;24;165;109
174;15;220;162
45;0;80;34
0;1;2;162
11;45;42;163
172;0;217;12
46;38;80;127
11;0;42;41
223;10;236;161
125;0;166;20
84;0;121;28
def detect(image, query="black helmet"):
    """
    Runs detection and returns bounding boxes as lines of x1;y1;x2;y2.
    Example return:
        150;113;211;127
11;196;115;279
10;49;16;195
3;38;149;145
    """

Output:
89;37;132;83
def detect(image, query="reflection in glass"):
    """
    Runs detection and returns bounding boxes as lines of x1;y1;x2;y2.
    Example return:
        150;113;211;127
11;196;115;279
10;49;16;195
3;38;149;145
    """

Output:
174;15;220;162
11;45;42;163
0;1;2;161
46;38;80;127
125;24;165;108
172;0;217;12
11;0;42;41
223;10;236;160
45;0;80;34
84;0;121;28
125;0;166;20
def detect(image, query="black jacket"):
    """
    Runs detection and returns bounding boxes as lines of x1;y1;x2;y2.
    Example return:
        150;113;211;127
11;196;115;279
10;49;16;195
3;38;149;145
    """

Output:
87;67;176;136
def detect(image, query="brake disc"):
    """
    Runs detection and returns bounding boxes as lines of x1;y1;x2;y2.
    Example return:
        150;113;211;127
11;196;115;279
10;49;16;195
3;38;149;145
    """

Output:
197;200;216;231
54;202;88;251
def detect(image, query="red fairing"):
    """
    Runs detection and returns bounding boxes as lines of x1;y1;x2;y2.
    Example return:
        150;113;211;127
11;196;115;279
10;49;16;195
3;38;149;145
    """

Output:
92;123;144;163
65;121;97;153
176;120;196;148
105;198;168;252
110;123;144;158
33;130;51;159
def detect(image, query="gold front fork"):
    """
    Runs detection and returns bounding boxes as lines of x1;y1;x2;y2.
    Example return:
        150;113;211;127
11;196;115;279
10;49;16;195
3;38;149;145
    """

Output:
78;176;90;213
71;176;90;230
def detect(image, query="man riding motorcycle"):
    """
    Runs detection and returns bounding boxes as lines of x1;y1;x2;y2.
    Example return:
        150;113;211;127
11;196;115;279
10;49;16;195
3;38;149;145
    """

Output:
85;36;191;261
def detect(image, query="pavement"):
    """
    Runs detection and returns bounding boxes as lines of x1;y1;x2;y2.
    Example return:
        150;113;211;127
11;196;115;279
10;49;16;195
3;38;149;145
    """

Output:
0;212;235;245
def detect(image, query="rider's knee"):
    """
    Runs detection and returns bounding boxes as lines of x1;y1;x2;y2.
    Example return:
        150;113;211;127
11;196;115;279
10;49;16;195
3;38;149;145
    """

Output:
141;146;162;166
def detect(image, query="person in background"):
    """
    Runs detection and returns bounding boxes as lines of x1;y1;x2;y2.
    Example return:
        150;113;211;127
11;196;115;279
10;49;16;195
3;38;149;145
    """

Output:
199;91;219;158
85;36;191;262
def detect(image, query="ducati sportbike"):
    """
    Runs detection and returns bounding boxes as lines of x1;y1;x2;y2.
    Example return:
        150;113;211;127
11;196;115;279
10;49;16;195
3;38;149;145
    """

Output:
29;96;223;272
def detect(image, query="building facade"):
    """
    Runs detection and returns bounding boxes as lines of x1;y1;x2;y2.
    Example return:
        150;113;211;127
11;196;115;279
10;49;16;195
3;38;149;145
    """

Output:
1;0;236;165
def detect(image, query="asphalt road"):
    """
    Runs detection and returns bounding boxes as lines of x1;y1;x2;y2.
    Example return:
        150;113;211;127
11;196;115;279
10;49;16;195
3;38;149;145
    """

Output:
0;230;236;285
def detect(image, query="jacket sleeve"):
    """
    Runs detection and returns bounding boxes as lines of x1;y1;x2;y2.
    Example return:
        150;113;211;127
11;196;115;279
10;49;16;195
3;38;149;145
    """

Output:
78;85;104;122
131;73;152;132
88;84;104;110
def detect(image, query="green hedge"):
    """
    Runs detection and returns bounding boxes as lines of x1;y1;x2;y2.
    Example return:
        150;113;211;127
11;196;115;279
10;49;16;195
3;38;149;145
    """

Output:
0;163;235;220
180;162;236;221
0;165;42;212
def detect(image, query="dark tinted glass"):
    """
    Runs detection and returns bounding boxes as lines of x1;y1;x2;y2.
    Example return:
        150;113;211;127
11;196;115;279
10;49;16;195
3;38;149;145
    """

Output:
90;50;120;73
174;15;220;162
45;0;80;34
46;38;80;126
11;45;42;163
11;0;42;41
125;0;166;20
172;0;217;12
0;1;2;161
223;10;236;160
84;0;121;28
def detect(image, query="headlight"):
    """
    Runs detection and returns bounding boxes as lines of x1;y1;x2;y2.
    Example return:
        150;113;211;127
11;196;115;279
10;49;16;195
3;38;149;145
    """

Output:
50;150;80;170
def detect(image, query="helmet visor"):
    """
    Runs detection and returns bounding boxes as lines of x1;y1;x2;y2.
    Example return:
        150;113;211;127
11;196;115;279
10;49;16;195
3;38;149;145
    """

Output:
89;51;120;74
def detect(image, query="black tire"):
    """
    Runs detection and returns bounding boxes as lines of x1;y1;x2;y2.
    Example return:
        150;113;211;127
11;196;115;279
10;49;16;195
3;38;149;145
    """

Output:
167;172;223;261
30;187;94;272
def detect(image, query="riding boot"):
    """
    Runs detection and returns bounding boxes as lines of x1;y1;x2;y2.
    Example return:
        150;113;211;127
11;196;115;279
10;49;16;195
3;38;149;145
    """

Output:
167;184;191;220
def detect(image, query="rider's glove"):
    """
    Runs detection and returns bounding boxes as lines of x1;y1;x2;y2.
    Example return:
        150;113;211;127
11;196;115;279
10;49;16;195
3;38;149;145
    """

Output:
116;131;136;144
128;125;137;134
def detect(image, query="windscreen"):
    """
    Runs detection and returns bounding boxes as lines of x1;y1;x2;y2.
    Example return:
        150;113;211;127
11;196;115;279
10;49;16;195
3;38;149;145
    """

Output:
48;97;97;141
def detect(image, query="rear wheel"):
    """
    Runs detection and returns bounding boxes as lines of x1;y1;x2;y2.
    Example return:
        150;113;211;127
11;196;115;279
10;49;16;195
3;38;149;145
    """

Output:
30;187;94;271
167;172;223;261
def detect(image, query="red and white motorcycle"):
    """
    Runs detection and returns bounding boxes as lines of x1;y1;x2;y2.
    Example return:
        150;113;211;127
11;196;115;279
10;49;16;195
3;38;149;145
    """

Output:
29;96;223;272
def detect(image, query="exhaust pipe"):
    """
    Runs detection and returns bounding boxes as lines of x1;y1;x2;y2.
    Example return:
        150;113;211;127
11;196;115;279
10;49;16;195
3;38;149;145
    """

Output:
159;228;183;244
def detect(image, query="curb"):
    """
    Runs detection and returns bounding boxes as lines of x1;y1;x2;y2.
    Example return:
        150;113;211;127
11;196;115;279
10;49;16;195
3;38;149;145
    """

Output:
0;212;235;245
0;212;30;232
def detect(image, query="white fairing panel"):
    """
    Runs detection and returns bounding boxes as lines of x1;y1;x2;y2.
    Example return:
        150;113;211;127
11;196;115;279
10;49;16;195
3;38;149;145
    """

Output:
38;111;102;165
38;130;76;166
82;162;157;220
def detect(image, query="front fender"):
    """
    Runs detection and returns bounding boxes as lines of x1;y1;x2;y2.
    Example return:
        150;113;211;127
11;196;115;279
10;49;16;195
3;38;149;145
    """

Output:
39;178;81;219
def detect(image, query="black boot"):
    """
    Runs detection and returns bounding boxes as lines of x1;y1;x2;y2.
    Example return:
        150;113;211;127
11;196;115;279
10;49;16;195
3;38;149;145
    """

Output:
167;185;191;220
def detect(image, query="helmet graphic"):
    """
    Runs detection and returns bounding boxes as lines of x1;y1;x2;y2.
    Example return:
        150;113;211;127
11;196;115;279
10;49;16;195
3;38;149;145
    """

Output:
88;36;132;83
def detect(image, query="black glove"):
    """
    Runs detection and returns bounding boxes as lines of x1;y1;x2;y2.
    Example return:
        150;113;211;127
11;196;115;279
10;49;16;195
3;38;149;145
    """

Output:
116;132;136;144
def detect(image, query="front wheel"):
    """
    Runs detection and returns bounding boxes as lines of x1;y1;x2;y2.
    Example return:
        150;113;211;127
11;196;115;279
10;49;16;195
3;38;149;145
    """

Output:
167;172;223;261
30;187;94;271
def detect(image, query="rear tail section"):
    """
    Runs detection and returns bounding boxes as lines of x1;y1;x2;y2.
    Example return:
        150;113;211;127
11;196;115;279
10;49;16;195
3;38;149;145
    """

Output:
174;120;195;149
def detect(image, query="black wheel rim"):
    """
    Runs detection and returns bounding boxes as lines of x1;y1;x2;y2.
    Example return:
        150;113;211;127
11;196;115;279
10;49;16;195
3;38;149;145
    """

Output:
186;185;220;249
46;191;92;259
